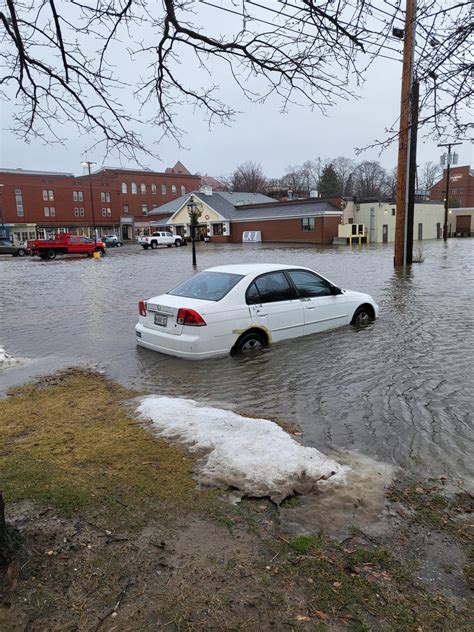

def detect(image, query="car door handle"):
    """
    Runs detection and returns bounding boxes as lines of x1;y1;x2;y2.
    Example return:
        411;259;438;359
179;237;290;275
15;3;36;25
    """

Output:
256;310;268;316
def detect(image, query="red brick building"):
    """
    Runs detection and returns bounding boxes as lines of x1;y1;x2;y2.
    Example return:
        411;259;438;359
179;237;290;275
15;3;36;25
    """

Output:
0;162;201;242
430;165;474;208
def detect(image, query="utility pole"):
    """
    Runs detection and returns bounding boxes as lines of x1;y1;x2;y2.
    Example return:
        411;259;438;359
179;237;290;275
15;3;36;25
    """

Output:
406;79;419;264
394;0;417;267
438;142;461;241
82;161;97;244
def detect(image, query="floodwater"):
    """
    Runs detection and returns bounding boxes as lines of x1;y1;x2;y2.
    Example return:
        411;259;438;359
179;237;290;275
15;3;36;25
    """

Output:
1;240;473;484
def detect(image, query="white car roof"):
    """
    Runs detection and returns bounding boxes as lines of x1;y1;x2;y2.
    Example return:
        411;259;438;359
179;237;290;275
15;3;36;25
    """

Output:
205;264;308;276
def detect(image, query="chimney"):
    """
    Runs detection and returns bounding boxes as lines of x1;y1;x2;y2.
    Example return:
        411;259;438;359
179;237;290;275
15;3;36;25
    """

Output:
199;185;213;196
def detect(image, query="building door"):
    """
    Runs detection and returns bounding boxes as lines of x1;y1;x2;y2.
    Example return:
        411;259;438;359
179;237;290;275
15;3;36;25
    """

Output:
382;224;388;243
418;223;423;240
369;208;376;243
436;223;441;239
456;215;471;236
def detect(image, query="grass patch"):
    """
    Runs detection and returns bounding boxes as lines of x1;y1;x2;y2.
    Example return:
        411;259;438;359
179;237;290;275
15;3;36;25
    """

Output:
288;534;321;554
0;370;214;526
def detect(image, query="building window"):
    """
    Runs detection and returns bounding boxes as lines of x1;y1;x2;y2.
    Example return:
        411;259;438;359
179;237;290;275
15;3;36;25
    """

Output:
121;182;128;194
161;184;166;195
141;204;148;215
151;184;157;195
79;208;84;216
348;217;353;224
181;185;186;195
101;191;111;203
131;182;137;194
107;208;111;217
43;189;54;201
302;217;315;231
73;191;78;201
392;208;396;216
171;184;177;194
50;207;56;217
44;207;50;217
102;208;107;216
140;183;146;194
123;204;129;214
74;208;79;217
213;223;224;236
42;190;48;201
15;189;24;216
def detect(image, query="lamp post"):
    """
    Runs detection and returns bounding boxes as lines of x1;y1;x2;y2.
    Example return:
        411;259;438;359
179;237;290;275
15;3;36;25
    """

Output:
81;161;97;244
187;195;202;267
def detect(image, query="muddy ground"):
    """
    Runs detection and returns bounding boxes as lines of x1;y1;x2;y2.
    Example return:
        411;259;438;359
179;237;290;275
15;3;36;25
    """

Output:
0;370;472;631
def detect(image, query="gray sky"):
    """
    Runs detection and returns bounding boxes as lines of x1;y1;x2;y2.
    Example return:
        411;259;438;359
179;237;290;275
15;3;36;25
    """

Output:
0;1;472;179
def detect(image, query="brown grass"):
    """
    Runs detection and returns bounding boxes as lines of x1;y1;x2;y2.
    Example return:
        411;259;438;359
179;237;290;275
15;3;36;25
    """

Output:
0;369;214;527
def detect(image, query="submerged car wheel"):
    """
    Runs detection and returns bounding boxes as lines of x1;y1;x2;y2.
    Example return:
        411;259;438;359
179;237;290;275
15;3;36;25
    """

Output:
233;330;268;354
150;241;158;250
46;249;57;260
17;248;27;257
174;239;181;247
351;305;374;326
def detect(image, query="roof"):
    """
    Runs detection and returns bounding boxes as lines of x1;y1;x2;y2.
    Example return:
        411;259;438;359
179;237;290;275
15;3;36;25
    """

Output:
165;161;192;175
0;168;73;177
218;192;274;206
206;264;308;276
232;201;342;221
149;191;338;222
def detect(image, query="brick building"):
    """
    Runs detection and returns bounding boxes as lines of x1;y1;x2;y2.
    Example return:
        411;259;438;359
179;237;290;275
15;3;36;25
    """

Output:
430;165;474;208
0;162;201;242
149;188;343;244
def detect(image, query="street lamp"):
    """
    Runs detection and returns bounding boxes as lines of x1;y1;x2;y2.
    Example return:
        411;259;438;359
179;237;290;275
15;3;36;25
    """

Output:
438;142;461;242
81;161;97;244
187;195;202;267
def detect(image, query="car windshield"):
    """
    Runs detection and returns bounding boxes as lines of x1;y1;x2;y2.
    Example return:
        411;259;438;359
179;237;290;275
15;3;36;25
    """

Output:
168;271;244;301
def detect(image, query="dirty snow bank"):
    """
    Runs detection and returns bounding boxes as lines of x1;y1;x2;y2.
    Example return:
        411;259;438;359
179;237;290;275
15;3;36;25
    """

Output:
137;396;349;502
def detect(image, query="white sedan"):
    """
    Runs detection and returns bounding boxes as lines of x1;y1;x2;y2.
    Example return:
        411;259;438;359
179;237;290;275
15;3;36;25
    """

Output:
135;264;379;360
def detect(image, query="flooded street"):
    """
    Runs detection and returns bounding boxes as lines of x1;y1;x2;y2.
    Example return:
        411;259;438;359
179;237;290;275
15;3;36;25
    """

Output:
1;240;473;484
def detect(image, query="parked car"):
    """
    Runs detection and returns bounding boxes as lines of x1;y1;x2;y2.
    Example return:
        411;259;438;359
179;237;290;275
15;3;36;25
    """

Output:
138;231;184;249
0;238;30;257
135;264;379;360
103;235;123;247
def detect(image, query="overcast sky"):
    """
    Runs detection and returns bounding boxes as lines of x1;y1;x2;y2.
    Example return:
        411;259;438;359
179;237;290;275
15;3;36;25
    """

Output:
0;1;472;179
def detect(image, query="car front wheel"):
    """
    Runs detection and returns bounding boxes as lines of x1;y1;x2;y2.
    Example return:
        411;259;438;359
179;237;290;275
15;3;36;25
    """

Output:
232;330;268;355
46;249;57;260
17;248;27;257
174;239;181;247
351;305;374;326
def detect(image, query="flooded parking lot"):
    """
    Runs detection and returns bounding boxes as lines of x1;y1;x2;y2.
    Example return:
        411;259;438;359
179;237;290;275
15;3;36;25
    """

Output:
1;240;473;484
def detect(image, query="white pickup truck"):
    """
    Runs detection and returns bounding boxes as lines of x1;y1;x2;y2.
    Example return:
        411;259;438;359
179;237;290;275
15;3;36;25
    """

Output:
138;231;185;250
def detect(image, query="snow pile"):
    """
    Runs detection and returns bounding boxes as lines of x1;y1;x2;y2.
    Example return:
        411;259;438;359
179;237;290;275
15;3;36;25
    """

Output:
137;396;349;502
0;347;22;369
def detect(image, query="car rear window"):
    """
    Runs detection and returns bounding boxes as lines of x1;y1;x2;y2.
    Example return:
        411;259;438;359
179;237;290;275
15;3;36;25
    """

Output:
168;271;244;301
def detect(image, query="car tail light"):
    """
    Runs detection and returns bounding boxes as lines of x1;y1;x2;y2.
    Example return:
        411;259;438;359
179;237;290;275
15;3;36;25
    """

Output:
177;308;206;327
138;300;147;317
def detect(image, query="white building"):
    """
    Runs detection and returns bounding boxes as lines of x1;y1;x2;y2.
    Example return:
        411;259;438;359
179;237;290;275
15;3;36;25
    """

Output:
338;199;445;243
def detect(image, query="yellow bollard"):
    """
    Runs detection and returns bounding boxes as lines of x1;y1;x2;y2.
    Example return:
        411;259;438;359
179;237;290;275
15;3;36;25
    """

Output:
349;234;352;246
93;251;101;259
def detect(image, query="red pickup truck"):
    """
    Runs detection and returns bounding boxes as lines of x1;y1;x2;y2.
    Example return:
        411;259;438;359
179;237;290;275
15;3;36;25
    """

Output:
28;234;106;260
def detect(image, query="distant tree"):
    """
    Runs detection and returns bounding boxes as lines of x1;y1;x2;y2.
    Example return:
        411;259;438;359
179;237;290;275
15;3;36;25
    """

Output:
331;157;356;196
281;164;310;198
419;161;442;191
448;196;461;208
229;162;267;193
319;164;342;196
352;161;390;198
387;166;398;198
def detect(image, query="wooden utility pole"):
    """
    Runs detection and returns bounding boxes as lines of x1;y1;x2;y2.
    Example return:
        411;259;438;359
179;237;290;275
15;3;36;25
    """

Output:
438;142;462;241
406;79;419;264
394;0;417;267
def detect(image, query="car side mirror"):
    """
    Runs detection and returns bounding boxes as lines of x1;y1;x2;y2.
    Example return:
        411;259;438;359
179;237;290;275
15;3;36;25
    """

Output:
331;285;343;295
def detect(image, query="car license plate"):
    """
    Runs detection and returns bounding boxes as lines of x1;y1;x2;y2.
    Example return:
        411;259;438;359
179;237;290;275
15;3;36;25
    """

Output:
154;313;168;327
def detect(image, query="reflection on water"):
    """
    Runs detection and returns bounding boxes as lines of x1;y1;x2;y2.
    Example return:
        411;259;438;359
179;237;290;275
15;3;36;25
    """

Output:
1;240;473;483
